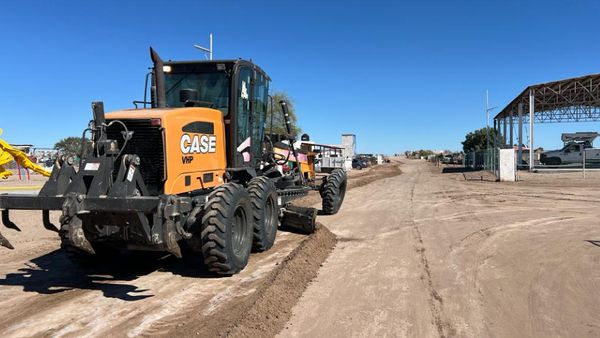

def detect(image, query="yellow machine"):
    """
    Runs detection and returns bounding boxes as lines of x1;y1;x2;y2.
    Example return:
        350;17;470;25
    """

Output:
0;48;347;275
0;128;51;179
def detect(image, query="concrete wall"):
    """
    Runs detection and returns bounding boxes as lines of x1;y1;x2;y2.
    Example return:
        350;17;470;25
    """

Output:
499;149;516;182
341;134;356;159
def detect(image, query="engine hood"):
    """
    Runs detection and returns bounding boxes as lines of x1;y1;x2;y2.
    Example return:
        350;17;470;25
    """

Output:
106;107;223;120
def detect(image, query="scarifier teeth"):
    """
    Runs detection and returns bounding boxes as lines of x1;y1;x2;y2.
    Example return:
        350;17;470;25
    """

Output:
1;210;21;232
69;226;95;255
0;231;14;249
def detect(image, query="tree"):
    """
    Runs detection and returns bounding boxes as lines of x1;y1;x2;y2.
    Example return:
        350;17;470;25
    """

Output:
54;137;91;157
417;149;436;157
265;91;302;137
461;127;501;152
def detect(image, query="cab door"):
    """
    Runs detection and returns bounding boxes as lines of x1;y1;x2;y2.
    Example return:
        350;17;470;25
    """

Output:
251;71;268;162
234;66;253;167
562;143;581;163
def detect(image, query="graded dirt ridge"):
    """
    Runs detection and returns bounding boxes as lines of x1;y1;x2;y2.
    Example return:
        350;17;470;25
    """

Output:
168;225;337;338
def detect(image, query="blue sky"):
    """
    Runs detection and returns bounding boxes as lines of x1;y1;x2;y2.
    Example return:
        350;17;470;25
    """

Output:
1;0;600;154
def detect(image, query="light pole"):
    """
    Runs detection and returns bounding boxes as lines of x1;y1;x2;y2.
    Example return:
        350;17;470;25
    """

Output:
485;90;497;170
485;90;497;149
194;33;213;60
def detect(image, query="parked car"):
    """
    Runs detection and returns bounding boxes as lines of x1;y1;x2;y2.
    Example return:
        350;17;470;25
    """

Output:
352;158;368;170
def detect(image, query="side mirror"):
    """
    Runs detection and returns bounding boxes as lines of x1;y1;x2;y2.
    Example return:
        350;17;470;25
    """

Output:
180;88;199;103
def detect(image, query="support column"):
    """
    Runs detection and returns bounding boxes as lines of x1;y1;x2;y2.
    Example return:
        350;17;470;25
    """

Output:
518;103;523;167
509;110;514;149
529;90;535;171
503;117;507;148
493;119;498;171
493;119;498;147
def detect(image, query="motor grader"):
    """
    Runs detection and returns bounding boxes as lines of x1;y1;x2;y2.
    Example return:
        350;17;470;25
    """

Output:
0;48;347;275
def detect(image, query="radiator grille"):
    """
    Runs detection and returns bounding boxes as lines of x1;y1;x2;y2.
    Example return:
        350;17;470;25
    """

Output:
106;119;164;195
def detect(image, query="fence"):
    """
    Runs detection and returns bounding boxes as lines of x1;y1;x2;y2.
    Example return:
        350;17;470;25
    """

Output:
463;148;499;173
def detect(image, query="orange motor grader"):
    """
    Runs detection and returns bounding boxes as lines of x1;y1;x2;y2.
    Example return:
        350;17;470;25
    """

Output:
0;48;347;275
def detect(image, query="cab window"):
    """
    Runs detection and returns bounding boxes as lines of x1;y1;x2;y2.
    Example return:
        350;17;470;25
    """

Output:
236;67;252;160
251;72;268;160
164;72;230;116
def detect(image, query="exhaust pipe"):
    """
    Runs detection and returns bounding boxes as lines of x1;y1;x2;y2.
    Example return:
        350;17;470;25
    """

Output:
150;47;167;108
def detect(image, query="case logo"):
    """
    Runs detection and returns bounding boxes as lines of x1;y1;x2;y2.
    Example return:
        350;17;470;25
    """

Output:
180;134;217;154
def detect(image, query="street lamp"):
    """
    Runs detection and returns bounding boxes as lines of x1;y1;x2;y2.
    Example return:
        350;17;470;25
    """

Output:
194;33;213;60
485;90;497;150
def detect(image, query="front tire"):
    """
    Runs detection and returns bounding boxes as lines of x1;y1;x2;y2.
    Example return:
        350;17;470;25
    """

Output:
320;169;347;215
248;176;279;252
200;183;253;275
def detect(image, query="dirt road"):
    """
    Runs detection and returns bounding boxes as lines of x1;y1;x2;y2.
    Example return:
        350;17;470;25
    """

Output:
280;160;600;337
0;164;400;337
3;160;600;337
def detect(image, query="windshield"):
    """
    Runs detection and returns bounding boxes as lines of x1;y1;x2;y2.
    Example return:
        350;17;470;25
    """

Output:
164;72;229;115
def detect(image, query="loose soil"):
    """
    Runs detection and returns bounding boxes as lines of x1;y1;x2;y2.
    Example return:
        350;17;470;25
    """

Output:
8;159;597;338
280;160;600;337
0;164;400;337
293;163;402;208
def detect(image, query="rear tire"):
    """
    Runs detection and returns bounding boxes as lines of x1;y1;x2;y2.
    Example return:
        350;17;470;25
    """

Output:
550;157;562;165
320;169;347;215
248;176;279;252
200;183;253;275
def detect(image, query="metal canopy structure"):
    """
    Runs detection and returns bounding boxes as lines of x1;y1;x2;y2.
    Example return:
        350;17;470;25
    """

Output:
493;73;600;170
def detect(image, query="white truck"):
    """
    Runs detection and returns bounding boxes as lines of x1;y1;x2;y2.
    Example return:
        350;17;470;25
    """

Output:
541;132;600;165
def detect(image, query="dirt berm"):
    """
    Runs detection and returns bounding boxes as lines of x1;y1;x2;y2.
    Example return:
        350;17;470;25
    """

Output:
168;163;402;337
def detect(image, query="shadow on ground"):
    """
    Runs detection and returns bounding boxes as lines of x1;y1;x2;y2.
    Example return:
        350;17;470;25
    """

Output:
441;167;474;173
0;249;218;301
0;225;314;301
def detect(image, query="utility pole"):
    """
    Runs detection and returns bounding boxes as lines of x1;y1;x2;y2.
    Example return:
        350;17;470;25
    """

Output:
485;90;497;150
484;90;498;171
194;33;213;60
486;90;490;150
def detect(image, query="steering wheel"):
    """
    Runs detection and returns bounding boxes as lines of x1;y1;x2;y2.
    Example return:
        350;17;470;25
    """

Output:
273;151;290;165
263;136;291;165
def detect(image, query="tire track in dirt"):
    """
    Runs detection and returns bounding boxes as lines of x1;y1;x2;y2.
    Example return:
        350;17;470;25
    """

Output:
409;170;454;338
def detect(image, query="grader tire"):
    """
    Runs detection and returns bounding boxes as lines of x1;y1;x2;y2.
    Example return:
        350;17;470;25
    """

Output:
247;176;279;252
200;183;253;275
320;168;347;215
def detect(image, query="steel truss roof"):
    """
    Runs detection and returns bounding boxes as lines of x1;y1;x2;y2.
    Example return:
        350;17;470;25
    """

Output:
494;73;600;123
